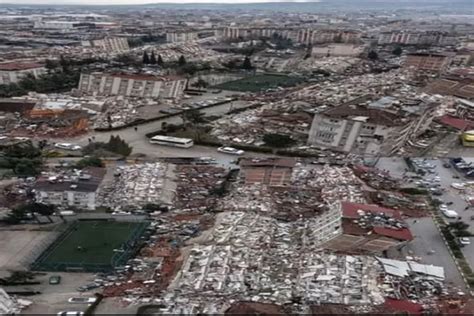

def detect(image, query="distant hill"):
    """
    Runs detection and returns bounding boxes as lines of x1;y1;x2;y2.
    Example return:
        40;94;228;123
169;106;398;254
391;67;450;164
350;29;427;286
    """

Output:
2;0;472;13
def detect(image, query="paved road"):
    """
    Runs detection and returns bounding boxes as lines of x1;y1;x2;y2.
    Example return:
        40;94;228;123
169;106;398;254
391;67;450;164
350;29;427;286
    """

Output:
376;158;467;288
403;217;466;289
55;99;274;167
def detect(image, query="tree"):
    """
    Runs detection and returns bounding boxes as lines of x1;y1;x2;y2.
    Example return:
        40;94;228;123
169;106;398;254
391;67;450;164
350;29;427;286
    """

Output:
392;46;403;56
242;56;253;70
157;54;164;66
448;221;471;237
263;133;296;148
150;51;157;65
178;55;187;66
75;156;104;169
142;51;150;65
194;78;208;88
106;135;133;157
45;59;59;71
59;55;71;73
182;109;206;125
368;50;378;60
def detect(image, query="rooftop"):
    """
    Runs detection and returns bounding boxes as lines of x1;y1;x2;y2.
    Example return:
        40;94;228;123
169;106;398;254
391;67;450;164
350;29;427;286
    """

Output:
322;103;403;126
34;167;106;193
0;62;44;71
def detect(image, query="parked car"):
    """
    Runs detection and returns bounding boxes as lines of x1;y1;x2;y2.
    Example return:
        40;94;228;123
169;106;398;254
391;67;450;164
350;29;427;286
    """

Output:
68;297;97;304
443;163;451;168
77;283;100;292
57;312;84;316
55;143;82;151
49;275;61;285
442;209;459;218
217;146;245;155
459;237;471;246
451;183;465;190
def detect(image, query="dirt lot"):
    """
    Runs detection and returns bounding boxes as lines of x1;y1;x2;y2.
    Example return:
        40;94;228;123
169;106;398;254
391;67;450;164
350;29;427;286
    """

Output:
0;229;57;271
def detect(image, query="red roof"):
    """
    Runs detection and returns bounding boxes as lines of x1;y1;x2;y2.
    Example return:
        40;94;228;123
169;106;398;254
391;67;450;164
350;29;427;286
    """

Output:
0;62;44;71
438;115;474;131
342;202;413;241
341;201;402;219
373;226;413;241
384;298;423;315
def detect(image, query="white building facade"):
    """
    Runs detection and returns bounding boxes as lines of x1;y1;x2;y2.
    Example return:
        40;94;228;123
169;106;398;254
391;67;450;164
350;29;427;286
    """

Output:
78;73;188;99
0;63;46;85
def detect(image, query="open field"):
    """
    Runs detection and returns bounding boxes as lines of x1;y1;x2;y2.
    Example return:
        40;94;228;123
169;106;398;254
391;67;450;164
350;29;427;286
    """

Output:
33;221;148;272
213;74;305;92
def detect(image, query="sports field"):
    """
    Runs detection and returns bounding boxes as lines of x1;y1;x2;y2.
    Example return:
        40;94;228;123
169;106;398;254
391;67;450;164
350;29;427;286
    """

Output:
213;74;305;92
33;221;147;271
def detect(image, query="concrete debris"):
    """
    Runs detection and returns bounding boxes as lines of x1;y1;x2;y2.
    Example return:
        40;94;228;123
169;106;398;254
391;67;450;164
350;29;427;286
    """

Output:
98;163;176;208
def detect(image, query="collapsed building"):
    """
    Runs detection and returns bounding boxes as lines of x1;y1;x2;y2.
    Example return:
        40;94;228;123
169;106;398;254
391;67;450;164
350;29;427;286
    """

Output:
307;99;438;156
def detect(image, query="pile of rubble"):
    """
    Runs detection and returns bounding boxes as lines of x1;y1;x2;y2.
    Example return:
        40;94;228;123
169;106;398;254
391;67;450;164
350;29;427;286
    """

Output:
148;42;221;63
292;165;366;204
97;163;176;208
218;185;329;221
295;56;361;74
173;165;228;212
288;68;414;105
210;106;311;146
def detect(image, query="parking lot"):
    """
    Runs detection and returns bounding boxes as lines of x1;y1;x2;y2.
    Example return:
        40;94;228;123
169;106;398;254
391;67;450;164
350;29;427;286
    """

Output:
376;158;469;288
20;272;97;315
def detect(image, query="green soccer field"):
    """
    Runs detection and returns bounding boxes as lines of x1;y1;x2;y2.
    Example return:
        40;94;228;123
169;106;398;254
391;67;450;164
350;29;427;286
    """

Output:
38;221;145;267
213;74;305;92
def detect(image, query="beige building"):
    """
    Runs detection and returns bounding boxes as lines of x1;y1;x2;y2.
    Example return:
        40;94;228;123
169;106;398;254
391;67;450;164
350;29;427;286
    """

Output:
84;37;129;53
378;31;457;46
166;32;198;43
0;62;46;85
78;72;188;99
403;53;451;73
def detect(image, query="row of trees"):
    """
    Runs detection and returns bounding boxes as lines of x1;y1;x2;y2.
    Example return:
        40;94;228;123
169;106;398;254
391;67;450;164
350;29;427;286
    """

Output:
142;51;165;66
0;72;80;98
4;203;56;225
0;55;99;98
0;142;43;177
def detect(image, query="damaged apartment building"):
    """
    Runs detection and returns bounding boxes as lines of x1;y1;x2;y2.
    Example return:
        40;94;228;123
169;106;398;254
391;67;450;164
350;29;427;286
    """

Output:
307;96;438;157
77;72;188;99
223;158;414;254
34;167;105;210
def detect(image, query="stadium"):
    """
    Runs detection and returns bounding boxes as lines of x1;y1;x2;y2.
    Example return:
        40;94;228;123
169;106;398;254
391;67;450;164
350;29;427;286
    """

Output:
31;220;149;273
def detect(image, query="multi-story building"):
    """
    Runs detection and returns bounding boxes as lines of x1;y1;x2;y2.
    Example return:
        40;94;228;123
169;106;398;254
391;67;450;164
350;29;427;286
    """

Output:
166;32;199;43
403;53;451;73
378;31;457;46
307;103;403;156
297;29;361;45
307;101;437;156
221;27;360;45
0;62;46;85
78;72;188;99
84;37;130;53
324;202;413;253
34;167;105;210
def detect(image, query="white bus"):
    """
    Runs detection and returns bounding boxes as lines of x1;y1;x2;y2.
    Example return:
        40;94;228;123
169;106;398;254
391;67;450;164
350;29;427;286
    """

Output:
149;135;194;148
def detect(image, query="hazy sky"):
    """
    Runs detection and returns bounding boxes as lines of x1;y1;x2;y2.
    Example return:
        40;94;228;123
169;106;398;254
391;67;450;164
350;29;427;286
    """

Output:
9;0;317;4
